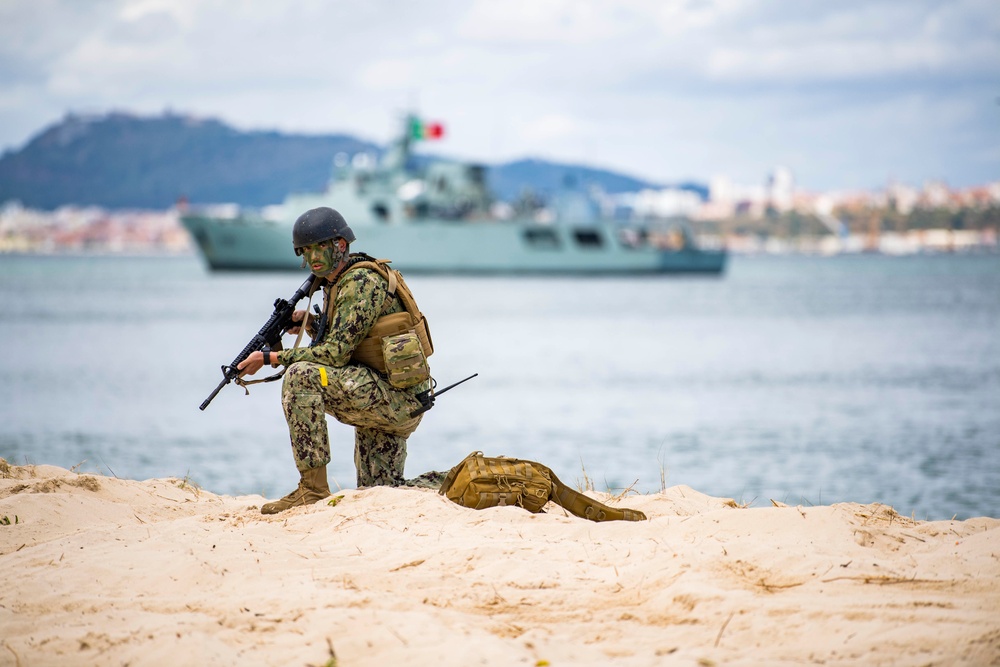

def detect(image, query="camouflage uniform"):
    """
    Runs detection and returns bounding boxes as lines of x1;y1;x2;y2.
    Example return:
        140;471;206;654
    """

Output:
276;261;426;487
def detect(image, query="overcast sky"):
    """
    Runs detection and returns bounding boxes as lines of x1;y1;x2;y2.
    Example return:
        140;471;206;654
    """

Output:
1;0;997;191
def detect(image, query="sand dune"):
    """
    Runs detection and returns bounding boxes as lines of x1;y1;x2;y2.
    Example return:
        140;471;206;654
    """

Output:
1;459;997;666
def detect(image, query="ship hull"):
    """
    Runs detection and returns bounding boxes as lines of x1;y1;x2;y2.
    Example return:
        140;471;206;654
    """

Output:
181;214;726;275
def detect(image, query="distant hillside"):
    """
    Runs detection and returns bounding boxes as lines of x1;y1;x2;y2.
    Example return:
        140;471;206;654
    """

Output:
0;111;705;210
489;159;642;200
0;112;377;209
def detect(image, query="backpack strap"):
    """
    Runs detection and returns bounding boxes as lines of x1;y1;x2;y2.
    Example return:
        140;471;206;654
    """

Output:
383;267;398;311
341;257;401;315
544;466;647;522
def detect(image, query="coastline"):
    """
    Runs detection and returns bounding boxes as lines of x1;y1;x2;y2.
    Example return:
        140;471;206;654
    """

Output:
1;460;998;666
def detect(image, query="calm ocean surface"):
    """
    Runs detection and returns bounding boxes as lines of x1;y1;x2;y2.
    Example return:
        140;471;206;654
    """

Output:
1;253;998;520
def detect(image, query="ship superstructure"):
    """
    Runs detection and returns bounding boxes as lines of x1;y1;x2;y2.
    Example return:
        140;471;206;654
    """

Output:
181;115;726;274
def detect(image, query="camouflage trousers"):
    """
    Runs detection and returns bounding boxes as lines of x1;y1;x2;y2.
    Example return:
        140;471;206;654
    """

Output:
281;361;423;487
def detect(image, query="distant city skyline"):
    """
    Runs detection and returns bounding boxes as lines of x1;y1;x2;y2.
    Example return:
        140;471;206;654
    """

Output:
1;0;997;191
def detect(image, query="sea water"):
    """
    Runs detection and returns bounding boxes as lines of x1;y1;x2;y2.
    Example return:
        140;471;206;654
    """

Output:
1;253;998;520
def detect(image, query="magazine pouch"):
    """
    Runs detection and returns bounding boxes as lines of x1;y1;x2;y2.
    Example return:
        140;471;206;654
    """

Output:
382;330;430;389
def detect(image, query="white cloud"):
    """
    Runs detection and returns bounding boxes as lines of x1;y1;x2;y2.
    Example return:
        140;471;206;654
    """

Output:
458;0;636;44
520;113;589;143
0;0;997;189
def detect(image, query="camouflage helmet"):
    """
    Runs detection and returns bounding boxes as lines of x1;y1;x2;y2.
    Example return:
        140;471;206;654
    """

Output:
292;207;356;256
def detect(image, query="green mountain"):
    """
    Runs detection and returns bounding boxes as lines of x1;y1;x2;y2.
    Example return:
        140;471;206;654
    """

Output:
0;111;704;210
0;112;376;209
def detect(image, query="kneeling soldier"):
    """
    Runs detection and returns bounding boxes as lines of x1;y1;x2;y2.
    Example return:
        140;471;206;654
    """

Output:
238;206;433;514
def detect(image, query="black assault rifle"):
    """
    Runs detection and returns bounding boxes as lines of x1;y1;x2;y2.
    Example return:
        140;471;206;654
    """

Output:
199;275;318;411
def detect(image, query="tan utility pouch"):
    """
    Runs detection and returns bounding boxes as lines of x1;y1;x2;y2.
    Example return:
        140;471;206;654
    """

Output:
351;311;434;374
381;329;430;389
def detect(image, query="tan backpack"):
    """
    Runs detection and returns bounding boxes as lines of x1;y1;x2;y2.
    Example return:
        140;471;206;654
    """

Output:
439;451;647;522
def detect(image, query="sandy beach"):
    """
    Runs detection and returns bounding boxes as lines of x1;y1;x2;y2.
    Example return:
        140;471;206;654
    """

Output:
1;459;997;667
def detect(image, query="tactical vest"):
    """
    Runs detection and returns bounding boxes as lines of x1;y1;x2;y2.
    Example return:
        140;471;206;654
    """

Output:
320;255;434;375
439;451;647;522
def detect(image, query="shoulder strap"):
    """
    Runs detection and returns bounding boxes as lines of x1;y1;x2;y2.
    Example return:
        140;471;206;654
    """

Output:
384;268;398;304
342;257;427;326
340;256;399;313
543;466;647;522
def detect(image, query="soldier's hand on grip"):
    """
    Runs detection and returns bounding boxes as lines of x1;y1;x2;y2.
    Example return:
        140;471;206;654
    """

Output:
286;309;307;336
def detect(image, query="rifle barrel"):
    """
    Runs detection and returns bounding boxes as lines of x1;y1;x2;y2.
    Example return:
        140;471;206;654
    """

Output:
199;375;231;411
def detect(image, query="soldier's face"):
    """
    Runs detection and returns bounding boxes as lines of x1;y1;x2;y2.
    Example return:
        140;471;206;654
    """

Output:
303;240;345;276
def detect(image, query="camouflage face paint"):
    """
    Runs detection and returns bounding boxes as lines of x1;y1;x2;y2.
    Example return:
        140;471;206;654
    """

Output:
303;241;346;277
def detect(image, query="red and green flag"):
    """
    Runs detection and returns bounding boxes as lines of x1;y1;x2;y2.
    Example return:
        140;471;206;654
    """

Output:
409;117;445;140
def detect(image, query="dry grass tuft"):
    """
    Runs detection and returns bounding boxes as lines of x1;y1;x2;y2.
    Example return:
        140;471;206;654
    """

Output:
610;479;640;502
657;447;669;493
577;459;595;493
856;503;916;527
176;472;202;498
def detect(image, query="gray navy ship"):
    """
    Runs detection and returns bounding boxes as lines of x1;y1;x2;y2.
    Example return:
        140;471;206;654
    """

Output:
181;115;726;274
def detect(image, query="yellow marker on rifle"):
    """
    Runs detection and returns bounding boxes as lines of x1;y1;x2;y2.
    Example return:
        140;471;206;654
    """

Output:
319;367;328;387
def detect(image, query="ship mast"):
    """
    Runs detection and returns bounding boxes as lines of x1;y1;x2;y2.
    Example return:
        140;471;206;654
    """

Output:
379;114;416;172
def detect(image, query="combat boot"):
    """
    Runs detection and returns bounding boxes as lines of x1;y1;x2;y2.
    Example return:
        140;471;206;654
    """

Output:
261;466;331;515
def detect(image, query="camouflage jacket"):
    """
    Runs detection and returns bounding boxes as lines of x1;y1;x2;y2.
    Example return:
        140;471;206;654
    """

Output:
276;264;403;368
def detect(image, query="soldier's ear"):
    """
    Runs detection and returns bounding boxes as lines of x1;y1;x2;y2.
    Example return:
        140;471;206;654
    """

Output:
337;238;347;252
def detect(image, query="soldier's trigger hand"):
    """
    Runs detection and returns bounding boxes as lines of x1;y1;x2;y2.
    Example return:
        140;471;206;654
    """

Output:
287;309;307;335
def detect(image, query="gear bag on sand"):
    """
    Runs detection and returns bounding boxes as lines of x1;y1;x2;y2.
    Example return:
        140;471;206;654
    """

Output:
439;451;647;522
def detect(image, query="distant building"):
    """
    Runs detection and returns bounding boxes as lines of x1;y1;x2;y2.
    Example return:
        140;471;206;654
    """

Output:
921;181;951;208
698;169;791;220
887;181;918;215
767;166;794;212
617;188;702;219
